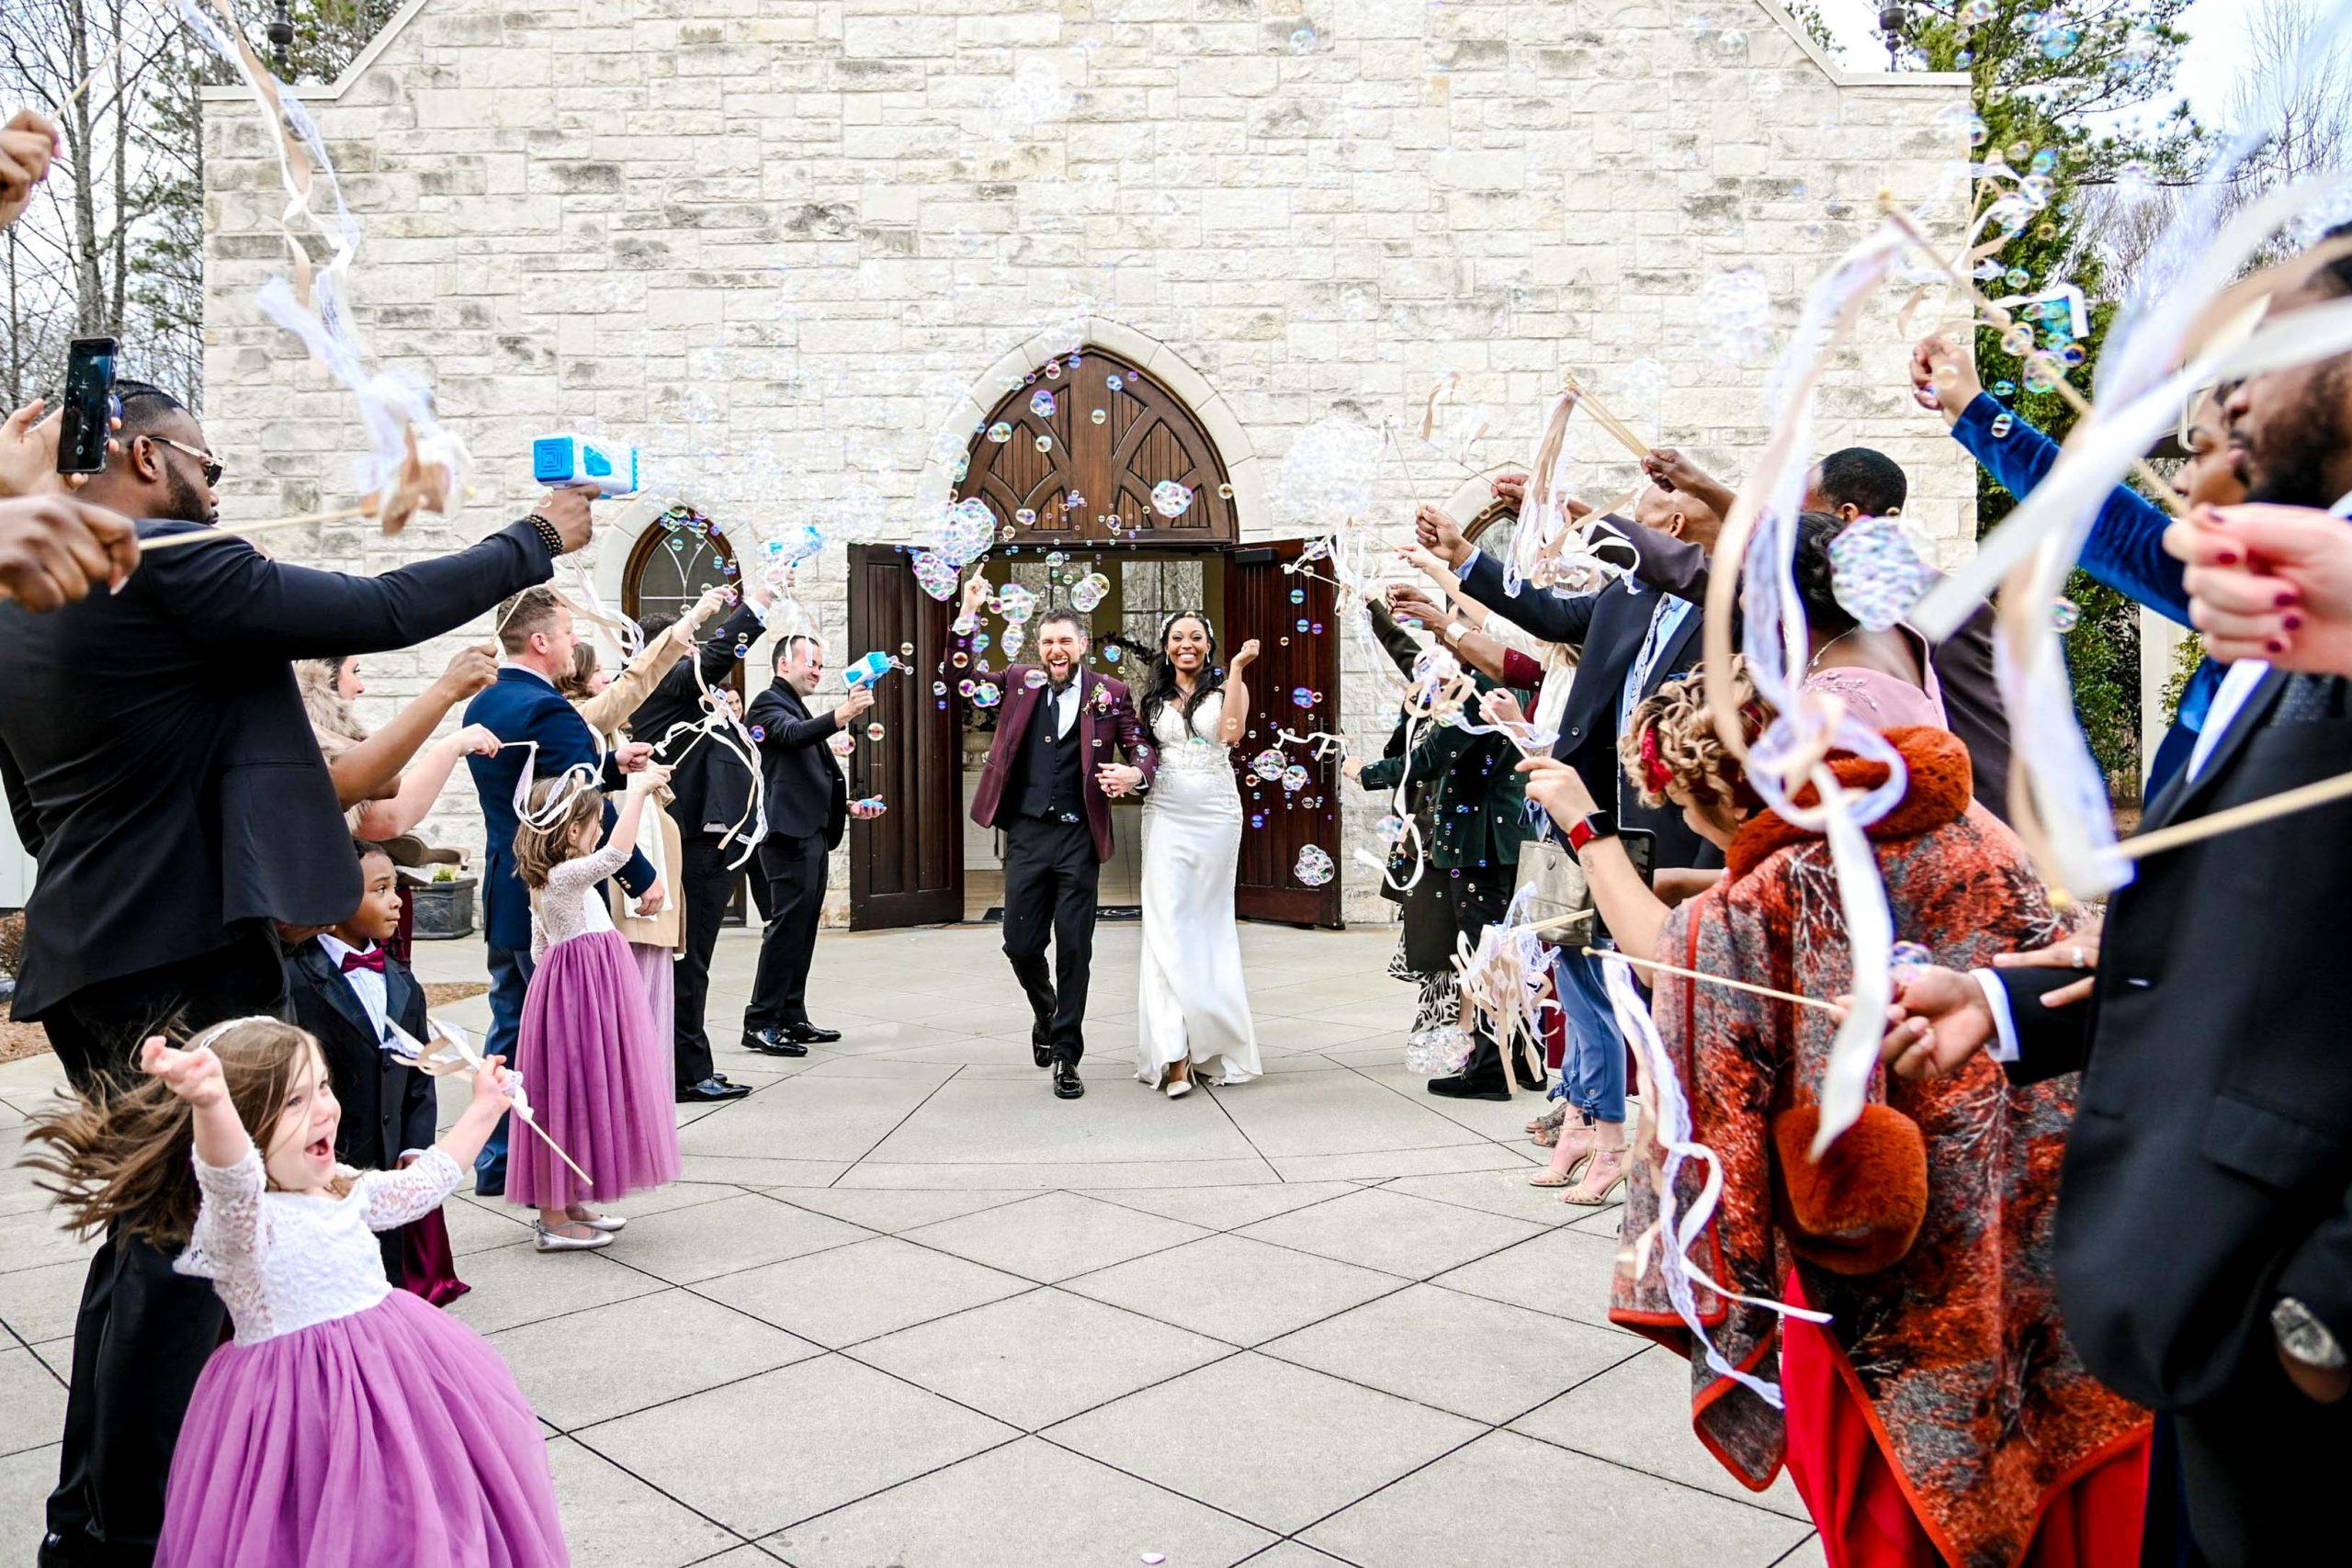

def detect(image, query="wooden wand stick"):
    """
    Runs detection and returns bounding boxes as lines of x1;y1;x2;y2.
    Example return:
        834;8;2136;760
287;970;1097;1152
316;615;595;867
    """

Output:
1585;947;1844;1015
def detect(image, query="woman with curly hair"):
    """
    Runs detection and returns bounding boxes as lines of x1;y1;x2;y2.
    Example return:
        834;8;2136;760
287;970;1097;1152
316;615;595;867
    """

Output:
1519;660;2149;1568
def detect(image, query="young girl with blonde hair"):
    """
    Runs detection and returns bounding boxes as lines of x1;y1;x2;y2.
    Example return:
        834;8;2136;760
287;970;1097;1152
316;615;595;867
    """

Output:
24;1020;567;1566
509;763;683;1250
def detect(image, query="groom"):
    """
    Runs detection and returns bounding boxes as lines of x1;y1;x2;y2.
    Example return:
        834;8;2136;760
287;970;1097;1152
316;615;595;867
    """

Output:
961;581;1155;1100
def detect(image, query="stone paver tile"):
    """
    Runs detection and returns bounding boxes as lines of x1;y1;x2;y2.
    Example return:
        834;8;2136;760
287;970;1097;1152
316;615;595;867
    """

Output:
29;1335;70;1382
1090;1180;1361;1232
1303;1430;1811;1568
0;1347;66;1458
544;1436;740;1567
900;1190;1208;1284
835;1157;1278;1190
601;1193;870;1287
864;1076;1260;1167
697;1235;1032;1348
1208;1068;1487;1158
0;1258;91;1345
1429;1226;1633;1330
1260;1283;1642;1426
1235;1186;1546;1280
766;1436;1275;1568
1063;1234;1405;1347
442;1244;670;1337
854;1286;1231;1430
0;1210;96;1279
492;1287;822;1430
672;1077;943;1164
440;1195;537;1257
789;1057;963;1084
1238;1546;1356;1567
1267;1144;1535;1184
1046;1352;1481;1535
578;1356;1016;1539
1772;1533;1829;1566
763;1186;1031;1234
676;1156;855;1189
4;1445;60;1563
1378;1168;1590;1226
1511;1346;1809;1519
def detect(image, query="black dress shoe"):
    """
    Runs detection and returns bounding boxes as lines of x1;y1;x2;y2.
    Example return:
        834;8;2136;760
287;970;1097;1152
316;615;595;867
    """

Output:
1052;1061;1085;1100
1428;1074;1511;1102
678;1077;752;1103
742;1028;808;1058
784;1021;842;1044
1032;1027;1053;1068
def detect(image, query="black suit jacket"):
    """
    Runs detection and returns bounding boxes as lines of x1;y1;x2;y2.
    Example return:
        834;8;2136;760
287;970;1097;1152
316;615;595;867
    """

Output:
0;518;554;1021
628;602;764;836
1458;548;1715;871
746;680;849;849
286;940;436;1170
1995;669;2352;1410
1607;514;2014;823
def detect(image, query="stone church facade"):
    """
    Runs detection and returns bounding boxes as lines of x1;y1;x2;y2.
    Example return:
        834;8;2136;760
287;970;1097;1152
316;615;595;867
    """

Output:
197;0;1969;928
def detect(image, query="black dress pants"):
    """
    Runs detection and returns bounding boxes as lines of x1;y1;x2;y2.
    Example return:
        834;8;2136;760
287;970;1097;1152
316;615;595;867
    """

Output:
2143;1349;2352;1566
746;830;827;1032
1441;863;1539;1090
671;833;738;1083
39;927;288;1568
1001;814;1098;1065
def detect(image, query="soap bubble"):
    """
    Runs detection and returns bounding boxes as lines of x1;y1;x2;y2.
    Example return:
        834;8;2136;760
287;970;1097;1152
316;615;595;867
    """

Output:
1289;25;1317;53
1069;571;1111;613
1150;479;1193;518
1291;686;1315;708
1030;389;1056;420
1280;764;1309;793
1250;750;1286;781
987;422;1012;444
2051;597;2081;633
994;58;1072;136
1827;515;1936;633
994;582;1039;623
973;681;1001;708
1024;669;1048;688
1091;408;1106;424
1033;434;1052;453
1106;373;1125;392
1699;266;1772;361
1270;413;1384;532
1293;844;1335;886
1990;412;2015;438
1374;813;1408;844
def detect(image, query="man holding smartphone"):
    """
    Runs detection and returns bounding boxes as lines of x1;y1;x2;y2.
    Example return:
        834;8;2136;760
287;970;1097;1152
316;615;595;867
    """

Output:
0;378;601;1568
0;385;140;612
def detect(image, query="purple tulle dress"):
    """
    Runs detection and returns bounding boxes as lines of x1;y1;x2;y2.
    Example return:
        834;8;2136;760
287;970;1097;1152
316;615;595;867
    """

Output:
160;1146;567;1566
508;839;682;1211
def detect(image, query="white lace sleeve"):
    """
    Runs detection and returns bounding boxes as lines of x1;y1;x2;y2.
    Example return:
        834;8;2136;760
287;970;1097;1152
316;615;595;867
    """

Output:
175;1147;269;1281
356;1146;466;1233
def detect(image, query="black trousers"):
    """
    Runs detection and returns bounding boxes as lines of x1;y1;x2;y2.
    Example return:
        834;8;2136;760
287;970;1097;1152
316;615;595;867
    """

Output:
746;831;827;1032
2143;1351;2352;1566
1001;814;1099;1065
1441;863;1538;1090
39;927;288;1568
671;833;738;1084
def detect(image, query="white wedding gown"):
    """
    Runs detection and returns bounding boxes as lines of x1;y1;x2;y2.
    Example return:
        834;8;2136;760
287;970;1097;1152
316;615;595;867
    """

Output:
1136;692;1262;1087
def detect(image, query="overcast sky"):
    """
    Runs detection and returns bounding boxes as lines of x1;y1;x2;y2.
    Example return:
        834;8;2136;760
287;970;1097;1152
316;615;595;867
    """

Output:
1809;0;2253;126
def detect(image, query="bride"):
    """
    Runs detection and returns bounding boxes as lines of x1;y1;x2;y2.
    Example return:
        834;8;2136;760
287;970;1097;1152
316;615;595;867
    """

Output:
1129;612;1263;1097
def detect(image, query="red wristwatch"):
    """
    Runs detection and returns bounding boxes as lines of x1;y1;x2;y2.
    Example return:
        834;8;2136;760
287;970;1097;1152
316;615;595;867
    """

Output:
1566;810;1619;853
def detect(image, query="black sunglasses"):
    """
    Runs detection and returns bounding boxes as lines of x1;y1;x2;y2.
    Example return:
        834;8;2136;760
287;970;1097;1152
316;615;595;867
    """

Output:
147;434;223;487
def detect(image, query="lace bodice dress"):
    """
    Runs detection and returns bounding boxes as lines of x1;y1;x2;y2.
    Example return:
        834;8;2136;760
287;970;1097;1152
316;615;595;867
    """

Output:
529;840;629;962
175;1145;466;1346
1136;690;1261;1084
1143;694;1241;809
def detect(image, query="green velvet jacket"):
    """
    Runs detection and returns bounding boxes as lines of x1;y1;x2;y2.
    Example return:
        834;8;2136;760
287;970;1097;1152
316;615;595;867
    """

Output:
1358;671;1533;872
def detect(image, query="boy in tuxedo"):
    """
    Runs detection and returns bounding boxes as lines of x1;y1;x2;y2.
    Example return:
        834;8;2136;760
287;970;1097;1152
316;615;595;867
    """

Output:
285;843;458;1297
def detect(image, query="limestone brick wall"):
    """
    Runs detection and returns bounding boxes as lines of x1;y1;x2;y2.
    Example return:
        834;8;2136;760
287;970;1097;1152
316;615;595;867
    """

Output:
198;0;1969;927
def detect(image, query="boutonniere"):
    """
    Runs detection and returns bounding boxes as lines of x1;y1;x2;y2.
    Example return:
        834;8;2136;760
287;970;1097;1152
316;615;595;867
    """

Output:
1091;685;1114;713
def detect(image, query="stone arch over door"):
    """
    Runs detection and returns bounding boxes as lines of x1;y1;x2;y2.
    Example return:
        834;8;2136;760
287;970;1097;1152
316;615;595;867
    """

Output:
954;346;1235;547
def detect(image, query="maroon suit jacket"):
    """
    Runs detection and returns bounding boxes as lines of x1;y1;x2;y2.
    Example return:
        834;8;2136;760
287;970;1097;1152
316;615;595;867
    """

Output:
968;667;1155;863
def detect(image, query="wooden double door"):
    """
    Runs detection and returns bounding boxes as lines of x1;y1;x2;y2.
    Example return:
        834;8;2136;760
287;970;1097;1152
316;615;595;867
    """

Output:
845;539;1341;930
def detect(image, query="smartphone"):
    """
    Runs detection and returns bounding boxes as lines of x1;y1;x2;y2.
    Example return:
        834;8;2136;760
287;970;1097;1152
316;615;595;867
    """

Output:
1589;829;1657;948
56;336;118;475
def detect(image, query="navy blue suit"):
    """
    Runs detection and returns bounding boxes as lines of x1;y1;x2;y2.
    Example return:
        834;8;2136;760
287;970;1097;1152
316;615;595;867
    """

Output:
462;666;655;1191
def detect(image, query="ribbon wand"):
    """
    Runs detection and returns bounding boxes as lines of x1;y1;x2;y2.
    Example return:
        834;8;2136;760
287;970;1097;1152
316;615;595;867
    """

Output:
403;1020;594;1189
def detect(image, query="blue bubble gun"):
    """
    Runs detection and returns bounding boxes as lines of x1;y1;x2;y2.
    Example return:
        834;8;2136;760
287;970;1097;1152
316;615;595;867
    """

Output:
842;651;898;691
531;434;639;497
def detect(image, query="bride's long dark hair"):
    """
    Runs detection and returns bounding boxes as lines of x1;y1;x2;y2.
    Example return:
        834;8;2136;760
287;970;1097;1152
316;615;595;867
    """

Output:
1137;611;1225;737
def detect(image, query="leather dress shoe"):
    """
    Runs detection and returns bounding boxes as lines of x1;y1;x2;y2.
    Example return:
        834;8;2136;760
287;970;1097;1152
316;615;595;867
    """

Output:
1051;1061;1085;1100
1428;1074;1511;1102
678;1076;752;1103
784;1021;842;1044
742;1027;808;1058
1032;1025;1053;1068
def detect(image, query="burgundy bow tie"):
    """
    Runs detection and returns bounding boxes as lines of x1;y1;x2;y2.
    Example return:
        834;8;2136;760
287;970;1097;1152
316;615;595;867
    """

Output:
339;947;386;975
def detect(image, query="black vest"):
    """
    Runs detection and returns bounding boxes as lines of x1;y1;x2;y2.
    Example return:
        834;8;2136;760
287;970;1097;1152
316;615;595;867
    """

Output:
1012;684;1085;819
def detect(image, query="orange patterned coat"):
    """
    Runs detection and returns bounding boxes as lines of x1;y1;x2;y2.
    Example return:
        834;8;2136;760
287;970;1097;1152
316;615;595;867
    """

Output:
1610;728;2148;1568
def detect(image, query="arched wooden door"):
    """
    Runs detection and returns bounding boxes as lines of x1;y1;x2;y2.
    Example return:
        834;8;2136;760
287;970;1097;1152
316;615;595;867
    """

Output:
955;348;1235;547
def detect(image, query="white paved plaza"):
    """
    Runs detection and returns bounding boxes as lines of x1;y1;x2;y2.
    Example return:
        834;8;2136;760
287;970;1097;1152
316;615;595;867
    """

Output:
1;924;1825;1567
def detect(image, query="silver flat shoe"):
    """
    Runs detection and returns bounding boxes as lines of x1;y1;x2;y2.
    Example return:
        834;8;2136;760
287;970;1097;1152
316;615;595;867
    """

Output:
570;1212;627;1234
534;1221;613;1252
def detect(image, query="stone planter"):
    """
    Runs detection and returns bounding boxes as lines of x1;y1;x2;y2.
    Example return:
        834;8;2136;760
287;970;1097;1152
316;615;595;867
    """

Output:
409;876;477;941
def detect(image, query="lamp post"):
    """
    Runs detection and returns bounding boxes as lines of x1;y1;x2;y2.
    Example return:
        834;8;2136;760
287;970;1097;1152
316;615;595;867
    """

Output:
266;1;293;74
1879;2;1911;69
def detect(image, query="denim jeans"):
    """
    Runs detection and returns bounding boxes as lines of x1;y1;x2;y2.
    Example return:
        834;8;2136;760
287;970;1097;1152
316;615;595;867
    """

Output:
1552;947;1627;1122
